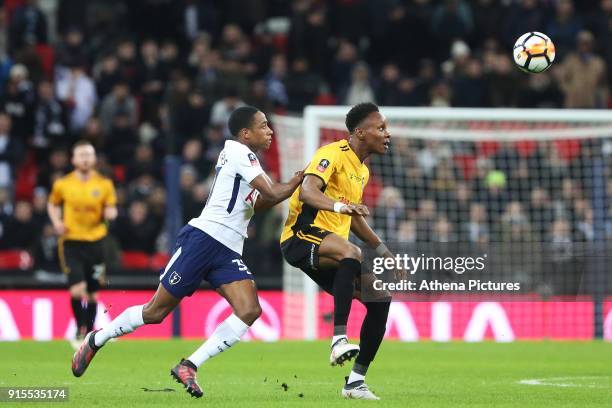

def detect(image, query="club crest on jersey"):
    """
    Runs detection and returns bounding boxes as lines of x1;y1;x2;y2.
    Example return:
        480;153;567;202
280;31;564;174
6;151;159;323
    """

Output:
169;271;181;285
316;159;330;172
91;189;100;198
248;153;258;166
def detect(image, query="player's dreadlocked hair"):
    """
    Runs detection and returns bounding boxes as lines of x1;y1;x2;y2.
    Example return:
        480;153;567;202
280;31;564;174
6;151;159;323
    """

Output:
228;105;260;138
345;102;379;134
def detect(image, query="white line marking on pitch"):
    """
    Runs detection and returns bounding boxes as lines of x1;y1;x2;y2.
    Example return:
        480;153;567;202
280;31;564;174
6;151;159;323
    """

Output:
518;376;610;389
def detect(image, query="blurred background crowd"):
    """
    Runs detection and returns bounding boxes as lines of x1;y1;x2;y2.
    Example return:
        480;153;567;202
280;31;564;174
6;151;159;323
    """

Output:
0;0;610;287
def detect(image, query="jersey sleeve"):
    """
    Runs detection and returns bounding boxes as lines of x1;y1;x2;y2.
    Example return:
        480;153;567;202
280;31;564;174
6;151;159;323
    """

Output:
234;146;265;183
304;145;340;185
104;179;117;206
48;179;63;205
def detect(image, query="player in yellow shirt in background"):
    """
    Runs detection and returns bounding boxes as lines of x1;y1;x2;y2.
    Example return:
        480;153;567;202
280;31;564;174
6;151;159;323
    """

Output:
47;140;117;343
281;102;393;400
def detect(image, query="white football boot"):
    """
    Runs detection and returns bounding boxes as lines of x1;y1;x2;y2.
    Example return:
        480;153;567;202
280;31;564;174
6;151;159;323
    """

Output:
342;377;381;400
329;337;360;366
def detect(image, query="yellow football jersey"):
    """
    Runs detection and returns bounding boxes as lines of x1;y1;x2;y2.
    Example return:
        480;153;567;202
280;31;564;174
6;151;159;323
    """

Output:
281;140;369;242
48;171;117;241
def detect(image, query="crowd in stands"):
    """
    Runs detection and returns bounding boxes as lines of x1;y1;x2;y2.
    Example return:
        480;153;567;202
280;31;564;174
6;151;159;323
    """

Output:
0;0;610;281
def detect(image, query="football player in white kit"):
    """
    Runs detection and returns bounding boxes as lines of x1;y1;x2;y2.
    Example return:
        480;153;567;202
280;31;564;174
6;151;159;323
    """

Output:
71;106;304;398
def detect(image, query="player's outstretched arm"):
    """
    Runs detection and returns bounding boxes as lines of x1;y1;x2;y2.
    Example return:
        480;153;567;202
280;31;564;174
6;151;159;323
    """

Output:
251;170;304;211
299;175;369;216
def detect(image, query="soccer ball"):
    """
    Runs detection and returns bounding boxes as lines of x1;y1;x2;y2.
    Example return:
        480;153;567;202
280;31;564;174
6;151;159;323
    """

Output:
513;32;556;73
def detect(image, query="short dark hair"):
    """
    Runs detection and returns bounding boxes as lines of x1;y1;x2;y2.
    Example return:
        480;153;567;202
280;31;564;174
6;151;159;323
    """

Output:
345;102;379;134
228;106;260;138
72;140;94;153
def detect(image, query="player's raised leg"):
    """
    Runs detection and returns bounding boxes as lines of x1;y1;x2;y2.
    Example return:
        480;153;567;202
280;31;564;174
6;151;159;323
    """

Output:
318;233;363;366
171;279;260;398
71;284;180;377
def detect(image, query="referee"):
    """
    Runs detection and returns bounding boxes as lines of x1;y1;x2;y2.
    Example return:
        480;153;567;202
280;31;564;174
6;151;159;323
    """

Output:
47;140;117;342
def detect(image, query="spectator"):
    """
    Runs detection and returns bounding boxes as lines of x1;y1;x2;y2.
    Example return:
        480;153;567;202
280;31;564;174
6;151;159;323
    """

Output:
32;223;58;271
94;54;122;99
527;187;556;241
448;182;472;227
479;170;510;234
376;63;401;106
55;60;97;133
179;164;200;223
137;39;166;124
558;30;608;108
79;117;104;151
416;198;437;242
0;64;35;143
486;54;520;107
125;144;160;183
518;71;564;108
174;89;211;142
502;0;545;48
55;26;87;70
265;54;289;108
373;186;405;242
329;40;358;95
452;58;488;107
432;215;456;242
114;200;159;253
9;0;48;53
341;62;376;106
546;0;583;61
104;110;139;165
182;138;209;179
209;89;245;139
0;113;24;189
116;38;139;90
35;147;69;192
464;203;490;243
31;80;69;157
98;81;138;136
287;3;329;76
573;198;594;241
397;220;417;243
500;201;533;242
431;0;474;58
3;200;39;249
285;57;321;112
30;186;48;227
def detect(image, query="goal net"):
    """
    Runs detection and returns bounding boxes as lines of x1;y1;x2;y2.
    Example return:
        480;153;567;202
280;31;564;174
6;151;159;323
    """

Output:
273;107;612;340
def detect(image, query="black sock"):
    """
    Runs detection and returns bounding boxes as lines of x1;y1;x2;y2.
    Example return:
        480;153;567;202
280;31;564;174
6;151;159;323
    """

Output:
355;301;390;367
333;258;360;332
70;298;85;335
86;301;97;332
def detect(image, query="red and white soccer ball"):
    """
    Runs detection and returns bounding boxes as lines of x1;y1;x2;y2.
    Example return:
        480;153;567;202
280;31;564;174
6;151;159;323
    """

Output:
513;32;556;73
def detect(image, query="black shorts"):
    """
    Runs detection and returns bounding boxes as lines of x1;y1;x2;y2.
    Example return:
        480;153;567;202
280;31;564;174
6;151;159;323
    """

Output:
59;238;106;292
281;226;337;294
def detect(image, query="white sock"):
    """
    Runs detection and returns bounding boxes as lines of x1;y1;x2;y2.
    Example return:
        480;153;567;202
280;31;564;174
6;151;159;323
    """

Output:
94;305;145;347
347;370;365;384
187;314;249;368
331;334;347;347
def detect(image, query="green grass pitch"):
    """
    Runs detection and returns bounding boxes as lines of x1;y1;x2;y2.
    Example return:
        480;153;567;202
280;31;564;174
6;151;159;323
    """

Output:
0;340;610;407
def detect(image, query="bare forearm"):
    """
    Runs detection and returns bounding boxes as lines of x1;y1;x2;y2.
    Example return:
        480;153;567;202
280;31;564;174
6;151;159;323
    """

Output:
47;203;63;226
299;187;336;212
351;216;382;248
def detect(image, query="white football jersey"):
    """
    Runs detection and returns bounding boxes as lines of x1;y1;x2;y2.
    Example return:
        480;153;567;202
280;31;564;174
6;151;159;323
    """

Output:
189;140;264;254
